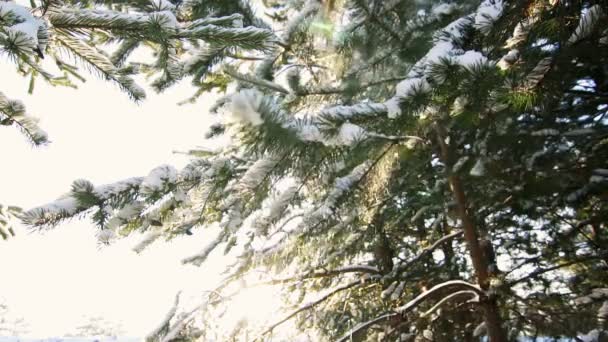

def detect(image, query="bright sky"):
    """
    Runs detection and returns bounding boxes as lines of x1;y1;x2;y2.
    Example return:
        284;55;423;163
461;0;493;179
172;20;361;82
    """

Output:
0;59;269;338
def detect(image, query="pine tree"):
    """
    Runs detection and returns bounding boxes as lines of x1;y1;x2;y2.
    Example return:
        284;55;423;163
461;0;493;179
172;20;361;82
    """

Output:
23;0;608;341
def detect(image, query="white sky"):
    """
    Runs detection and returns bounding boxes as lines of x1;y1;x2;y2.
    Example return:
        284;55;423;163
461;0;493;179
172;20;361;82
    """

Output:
0;60;258;338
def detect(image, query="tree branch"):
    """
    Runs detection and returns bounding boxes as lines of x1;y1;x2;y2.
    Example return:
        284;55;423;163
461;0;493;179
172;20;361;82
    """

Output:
506;252;608;288
337;280;483;342
299;76;406;96
391;231;464;276
336;312;398;342
249;264;381;287
146;291;181;342
223;66;290;94
257;276;378;339
420;290;479;317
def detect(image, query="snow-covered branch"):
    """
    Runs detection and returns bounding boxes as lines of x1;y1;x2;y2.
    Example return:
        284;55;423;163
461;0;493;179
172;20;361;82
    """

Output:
145;291;181;342
420;290;479;317
337;280;483;342
0;91;48;145
181;230;226;265
336;312;399;342
382;0;504;118
395;280;483;313
23;177;143;227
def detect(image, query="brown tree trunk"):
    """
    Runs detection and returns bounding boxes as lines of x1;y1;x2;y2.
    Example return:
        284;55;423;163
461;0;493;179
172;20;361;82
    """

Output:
435;124;507;342
439;216;457;277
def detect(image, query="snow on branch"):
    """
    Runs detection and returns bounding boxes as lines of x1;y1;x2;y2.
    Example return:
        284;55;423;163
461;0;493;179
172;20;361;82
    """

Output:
145;291;181;342
250;0;319;80
280;0;321;46
177;24;274;51
317;102;388;123
48;8;152;32
159;303;205;342
181;230;226;266
49;6;274;51
23;177;143;228
189;14;244;29
382;0;504;118
141;165;178;195
0;1;47;56
227;88;266;125
23;155;225;230
420;290;479;317
473;0;504;32
335;313;399;342
133;229;164;253
236;155;281;191
306;160;372;222
228;92;416;147
0;91;48;145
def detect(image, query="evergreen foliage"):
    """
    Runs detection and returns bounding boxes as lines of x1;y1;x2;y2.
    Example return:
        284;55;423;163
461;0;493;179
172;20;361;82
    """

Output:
1;0;273;238
20;0;608;341
1;0;274;142
0;204;21;240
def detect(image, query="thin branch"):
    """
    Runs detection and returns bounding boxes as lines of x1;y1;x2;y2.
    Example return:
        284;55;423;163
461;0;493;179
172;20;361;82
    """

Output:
338;280;483;342
367;132;427;143
257;276;378;339
223;65;290;94
181;230;226;265
146;291;181;341
506;252;608;288
420;290;479;317
391;231;464;275
395;280;483;314
226;53;266;61
336;313;398;342
249;264;380;287
158;289;225;342
299;76;406;96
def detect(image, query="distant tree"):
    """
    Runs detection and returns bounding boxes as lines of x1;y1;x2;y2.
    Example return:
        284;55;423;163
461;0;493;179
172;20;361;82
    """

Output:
66;315;125;339
0;301;30;337
24;0;608;341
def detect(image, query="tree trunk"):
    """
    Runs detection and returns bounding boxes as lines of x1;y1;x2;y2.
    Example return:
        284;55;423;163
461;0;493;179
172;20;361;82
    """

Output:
435;124;507;342
439;216;457;278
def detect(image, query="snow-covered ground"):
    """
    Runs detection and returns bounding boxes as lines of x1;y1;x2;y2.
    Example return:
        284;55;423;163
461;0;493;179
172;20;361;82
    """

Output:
0;338;138;342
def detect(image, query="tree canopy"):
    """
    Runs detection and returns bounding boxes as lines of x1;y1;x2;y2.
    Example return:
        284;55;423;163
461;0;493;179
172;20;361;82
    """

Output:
11;0;608;341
